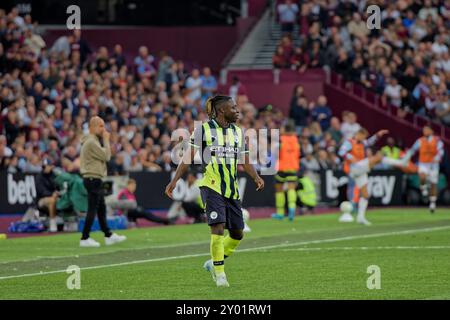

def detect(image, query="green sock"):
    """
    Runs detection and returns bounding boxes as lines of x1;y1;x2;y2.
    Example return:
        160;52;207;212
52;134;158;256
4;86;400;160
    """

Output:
224;235;241;258
287;189;297;210
275;191;285;215
210;234;224;274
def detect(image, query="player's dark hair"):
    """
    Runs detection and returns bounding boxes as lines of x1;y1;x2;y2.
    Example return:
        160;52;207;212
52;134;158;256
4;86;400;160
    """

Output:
205;95;231;119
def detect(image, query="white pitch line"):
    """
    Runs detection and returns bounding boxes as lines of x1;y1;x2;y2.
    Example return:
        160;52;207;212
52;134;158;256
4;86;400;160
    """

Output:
280;246;450;252
0;225;449;281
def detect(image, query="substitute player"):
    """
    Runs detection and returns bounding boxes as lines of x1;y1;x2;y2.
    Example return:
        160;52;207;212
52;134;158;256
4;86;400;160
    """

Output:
165;95;264;287
403;125;444;213
338;128;407;225
271;121;301;221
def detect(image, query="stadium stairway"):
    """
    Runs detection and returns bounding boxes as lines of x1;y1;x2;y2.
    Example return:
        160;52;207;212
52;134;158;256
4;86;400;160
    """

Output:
226;8;302;70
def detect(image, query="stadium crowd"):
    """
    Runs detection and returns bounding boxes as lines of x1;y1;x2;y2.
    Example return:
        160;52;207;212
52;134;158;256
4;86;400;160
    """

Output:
0;7;283;176
274;0;450;125
0;4;444;179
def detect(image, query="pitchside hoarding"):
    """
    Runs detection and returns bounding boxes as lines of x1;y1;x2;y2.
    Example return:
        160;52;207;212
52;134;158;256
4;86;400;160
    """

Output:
320;169;404;206
0;170;405;214
0;171;276;214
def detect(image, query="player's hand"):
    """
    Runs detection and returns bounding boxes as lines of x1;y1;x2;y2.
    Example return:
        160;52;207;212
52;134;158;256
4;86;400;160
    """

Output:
377;129;389;137
165;181;177;199
254;176;264;191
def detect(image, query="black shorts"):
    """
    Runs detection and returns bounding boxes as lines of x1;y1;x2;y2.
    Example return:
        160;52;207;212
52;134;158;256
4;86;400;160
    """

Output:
200;187;244;230
275;171;298;183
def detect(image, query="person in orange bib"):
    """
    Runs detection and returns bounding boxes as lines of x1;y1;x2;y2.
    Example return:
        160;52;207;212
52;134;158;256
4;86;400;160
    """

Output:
272;122;301;221
338;128;408;225
403;125;444;213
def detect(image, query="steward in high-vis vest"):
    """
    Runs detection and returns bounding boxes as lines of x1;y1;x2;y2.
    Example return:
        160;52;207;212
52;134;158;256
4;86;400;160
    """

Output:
381;137;401;162
165;95;264;288
272;121;301;222
297;175;317;212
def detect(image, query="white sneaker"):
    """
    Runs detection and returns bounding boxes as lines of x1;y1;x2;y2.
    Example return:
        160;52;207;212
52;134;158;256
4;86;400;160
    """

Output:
80;238;101;247
215;272;230;287
49;218;58;232
357;217;372;226
243;223;252;232
105;233;127;246
429;202;436;213
339;212;354;223
203;259;216;282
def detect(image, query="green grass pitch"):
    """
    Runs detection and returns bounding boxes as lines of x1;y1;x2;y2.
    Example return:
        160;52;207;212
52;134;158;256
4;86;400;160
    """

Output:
0;208;449;300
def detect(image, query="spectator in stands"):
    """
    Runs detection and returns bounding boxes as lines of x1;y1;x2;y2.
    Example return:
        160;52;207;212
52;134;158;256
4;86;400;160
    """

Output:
279;35;294;60
200;67;217;105
277;0;299;35
50;34;74;58
72;29;92;65
326;117;343;145
35;158;59;232
290;47;308;73
273;46;289;69
228;76;247;101
383;77;403;108
23;27;45;57
134;46;156;79
157;51;174;83
309;121;323;146
306;40;325;68
317;149;331;170
111;44;126;69
0;135;13;169
347;12;369;40
311;95;332;131
185;68;202;103
301;149;320;172
289;95;309;134
340;111;361;140
435;91;450;126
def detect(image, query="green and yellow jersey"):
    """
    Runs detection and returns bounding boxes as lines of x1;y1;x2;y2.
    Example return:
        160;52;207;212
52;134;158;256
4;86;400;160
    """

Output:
189;119;248;200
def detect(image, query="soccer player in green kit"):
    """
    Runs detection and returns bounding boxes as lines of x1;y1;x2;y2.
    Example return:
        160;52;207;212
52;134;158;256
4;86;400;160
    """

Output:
165;95;264;287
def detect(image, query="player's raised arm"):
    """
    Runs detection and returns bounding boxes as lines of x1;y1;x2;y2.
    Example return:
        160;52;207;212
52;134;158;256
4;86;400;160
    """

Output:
403;138;421;161
366;129;389;147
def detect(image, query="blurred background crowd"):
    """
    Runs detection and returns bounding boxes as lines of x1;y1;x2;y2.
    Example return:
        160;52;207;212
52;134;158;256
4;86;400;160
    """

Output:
0;1;449;178
273;0;449;124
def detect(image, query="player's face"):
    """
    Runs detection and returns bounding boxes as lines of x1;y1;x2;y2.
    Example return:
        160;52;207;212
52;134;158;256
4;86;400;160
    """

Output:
423;127;432;137
355;132;366;141
128;182;136;193
224;100;239;123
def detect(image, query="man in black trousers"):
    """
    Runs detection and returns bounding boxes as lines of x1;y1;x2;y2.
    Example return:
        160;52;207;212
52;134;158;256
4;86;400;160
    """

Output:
79;116;126;247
